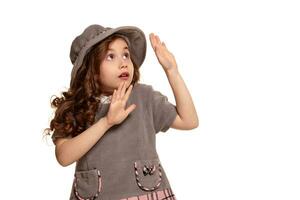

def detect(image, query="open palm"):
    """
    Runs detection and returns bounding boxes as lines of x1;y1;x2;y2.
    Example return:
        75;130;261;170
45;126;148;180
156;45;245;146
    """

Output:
106;82;136;126
149;33;178;72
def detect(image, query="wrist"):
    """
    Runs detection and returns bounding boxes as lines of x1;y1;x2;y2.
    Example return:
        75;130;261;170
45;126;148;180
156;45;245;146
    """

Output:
165;68;179;77
101;116;114;130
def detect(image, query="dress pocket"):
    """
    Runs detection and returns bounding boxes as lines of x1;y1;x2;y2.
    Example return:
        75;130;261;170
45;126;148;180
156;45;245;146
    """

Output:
73;168;102;200
134;159;162;192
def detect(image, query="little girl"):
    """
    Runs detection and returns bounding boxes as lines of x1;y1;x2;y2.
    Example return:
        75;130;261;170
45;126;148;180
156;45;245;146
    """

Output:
45;24;198;200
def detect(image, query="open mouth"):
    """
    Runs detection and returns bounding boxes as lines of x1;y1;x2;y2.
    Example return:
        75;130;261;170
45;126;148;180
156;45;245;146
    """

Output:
118;72;130;79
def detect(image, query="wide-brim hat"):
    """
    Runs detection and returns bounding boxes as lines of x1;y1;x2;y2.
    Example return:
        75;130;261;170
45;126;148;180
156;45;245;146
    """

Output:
69;24;147;86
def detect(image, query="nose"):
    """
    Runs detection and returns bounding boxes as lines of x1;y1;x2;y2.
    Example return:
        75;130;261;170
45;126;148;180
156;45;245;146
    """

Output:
117;54;129;69
119;59;128;69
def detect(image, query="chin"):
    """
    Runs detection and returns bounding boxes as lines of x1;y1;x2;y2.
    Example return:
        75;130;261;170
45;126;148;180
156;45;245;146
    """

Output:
118;78;132;85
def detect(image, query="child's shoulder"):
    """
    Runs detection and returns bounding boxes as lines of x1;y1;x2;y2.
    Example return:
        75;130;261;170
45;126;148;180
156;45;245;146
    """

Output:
133;83;156;102
134;82;155;92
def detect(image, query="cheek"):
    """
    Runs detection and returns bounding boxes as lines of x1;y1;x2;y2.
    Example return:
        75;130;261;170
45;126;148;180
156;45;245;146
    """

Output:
129;62;134;72
99;64;111;81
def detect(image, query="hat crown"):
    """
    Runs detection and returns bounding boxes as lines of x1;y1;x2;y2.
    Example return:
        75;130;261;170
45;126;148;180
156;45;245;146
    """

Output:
70;24;111;64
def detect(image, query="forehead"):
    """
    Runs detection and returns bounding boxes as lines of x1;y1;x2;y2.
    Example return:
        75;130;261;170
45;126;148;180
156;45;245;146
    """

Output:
108;38;129;51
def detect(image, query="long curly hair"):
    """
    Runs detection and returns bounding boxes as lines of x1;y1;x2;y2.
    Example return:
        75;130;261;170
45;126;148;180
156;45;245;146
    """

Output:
43;34;140;143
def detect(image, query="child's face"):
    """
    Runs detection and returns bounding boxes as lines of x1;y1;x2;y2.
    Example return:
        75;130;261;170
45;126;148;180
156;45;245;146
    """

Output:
99;38;134;95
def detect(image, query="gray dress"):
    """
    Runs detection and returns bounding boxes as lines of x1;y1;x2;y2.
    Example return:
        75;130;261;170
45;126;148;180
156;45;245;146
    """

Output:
52;83;178;200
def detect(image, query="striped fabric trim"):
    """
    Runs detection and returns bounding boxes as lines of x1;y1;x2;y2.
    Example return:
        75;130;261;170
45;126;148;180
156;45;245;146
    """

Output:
134;162;162;191
120;188;176;200
74;169;102;200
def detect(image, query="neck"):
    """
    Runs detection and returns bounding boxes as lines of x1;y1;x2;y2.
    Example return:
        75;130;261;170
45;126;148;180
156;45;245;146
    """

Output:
101;91;112;96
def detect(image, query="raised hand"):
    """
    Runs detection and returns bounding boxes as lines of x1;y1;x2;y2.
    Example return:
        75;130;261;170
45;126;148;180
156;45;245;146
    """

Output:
106;81;136;126
149;33;178;72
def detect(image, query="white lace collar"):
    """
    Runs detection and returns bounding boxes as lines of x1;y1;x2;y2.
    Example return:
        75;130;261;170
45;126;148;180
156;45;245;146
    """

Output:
96;94;112;104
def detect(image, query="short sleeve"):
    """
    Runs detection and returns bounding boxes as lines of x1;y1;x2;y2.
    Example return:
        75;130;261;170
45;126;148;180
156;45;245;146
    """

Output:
150;86;177;133
51;130;71;145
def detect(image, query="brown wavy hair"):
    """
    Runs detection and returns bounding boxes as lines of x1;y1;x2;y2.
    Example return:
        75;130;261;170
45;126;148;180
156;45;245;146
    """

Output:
43;34;140;143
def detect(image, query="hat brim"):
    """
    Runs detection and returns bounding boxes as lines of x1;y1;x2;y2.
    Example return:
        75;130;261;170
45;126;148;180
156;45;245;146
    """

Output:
71;26;146;83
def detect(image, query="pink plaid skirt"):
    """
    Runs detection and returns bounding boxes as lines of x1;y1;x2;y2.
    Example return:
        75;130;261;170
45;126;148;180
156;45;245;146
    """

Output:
120;188;176;200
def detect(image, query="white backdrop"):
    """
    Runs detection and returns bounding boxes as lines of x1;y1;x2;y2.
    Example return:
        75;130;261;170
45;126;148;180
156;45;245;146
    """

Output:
0;0;299;199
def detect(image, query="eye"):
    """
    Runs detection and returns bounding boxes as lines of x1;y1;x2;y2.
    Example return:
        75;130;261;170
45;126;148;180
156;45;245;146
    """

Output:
107;53;114;60
123;52;130;59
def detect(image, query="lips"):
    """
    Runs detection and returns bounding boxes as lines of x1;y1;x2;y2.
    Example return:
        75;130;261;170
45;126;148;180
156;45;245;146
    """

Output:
118;72;129;78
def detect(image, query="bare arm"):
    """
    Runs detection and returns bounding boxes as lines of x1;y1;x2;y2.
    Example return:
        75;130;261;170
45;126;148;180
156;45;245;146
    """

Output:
54;117;112;167
166;69;199;129
54;81;136;167
149;33;199;129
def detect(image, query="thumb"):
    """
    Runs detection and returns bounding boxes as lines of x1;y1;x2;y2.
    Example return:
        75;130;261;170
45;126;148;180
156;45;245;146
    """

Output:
125;104;136;115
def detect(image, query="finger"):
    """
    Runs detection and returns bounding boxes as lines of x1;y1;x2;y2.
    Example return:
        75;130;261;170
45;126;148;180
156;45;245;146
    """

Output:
120;81;126;98
116;82;123;99
123;84;133;102
125;104;136;115
111;89;116;103
162;41;169;51
149;33;155;45
155;35;161;45
149;33;157;51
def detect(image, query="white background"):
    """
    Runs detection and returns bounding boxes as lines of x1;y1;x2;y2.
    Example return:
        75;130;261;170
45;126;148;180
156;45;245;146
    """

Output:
0;0;299;199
